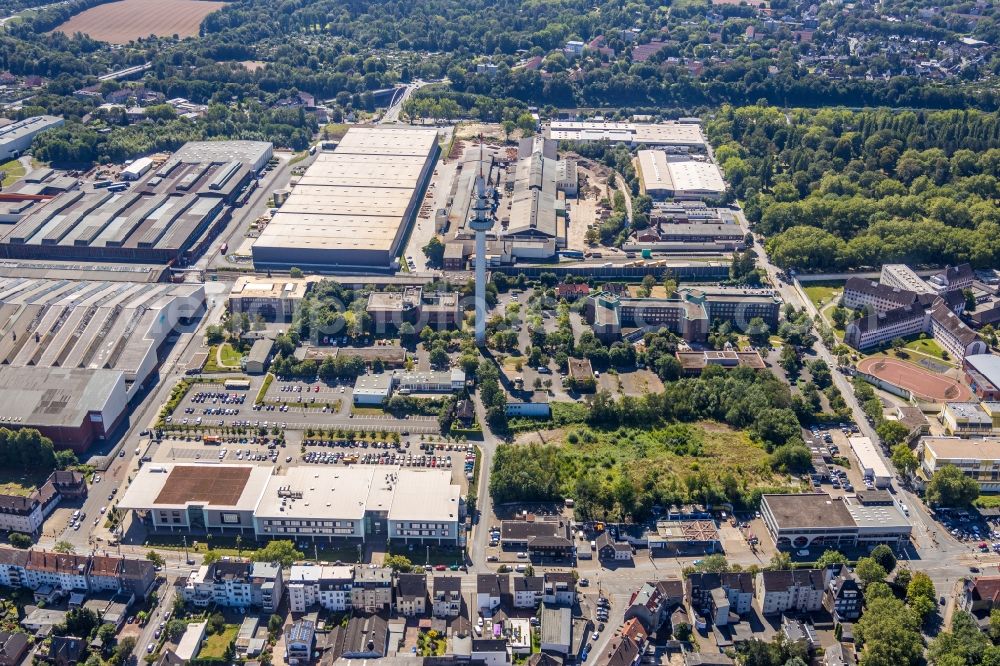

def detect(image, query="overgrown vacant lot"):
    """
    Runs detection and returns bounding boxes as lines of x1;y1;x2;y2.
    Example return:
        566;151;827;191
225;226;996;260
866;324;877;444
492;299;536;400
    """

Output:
493;422;801;518
51;0;228;43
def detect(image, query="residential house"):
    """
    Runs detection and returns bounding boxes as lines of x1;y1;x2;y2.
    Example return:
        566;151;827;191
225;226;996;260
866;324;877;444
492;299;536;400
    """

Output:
597;532;633;562
603;636;641;666
178;560;283;613
24;551;90;596
755;570;825;616
543;572;576;606
326;614;388;660
0;549;28;589
88;556;123;593
287;564;353;612
557;283;591;301
45;635;86;666
0;632;29;666
285;616;316;665
396;573;428;617
824;566;863;622
433;576;463;618
477;574;508;613
624;579;684;632
619;617;648;647
684;572;754;628
471;639;509;666
120;558;156;600
513;575;544;609
352;567;393;614
0;471;86;535
961;576;1000;613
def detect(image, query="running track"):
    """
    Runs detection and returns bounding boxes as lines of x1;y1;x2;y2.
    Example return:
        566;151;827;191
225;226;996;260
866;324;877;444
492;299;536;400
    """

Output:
857;357;972;402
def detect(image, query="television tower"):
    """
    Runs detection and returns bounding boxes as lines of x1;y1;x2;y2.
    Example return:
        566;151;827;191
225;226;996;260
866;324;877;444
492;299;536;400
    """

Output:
469;137;493;346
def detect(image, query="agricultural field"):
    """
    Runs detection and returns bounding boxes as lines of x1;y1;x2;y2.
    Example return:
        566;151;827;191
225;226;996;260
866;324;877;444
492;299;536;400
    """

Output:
50;0;228;43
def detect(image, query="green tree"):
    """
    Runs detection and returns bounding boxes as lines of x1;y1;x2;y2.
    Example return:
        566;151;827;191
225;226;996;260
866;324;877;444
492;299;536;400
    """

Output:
854;557;887;587
202;551;222;565
53;540;74;553
816;550;849;568
252;540;304;567
166;619;187;642
384;554;415;572
870;545;896;574
877;421;909;448
926;464;980;507
289;267;304;278
769;551;792;570
208;611;226;635
929;610;990;666
855;596;922;666
146;550;165;569
890;443;919;477
906;571;935;605
7;532;31;549
422;236;445;267
97;622;117;644
268;613;284;636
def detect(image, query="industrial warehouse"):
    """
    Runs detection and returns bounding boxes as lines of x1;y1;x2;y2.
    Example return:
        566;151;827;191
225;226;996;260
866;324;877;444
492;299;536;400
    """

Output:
636;150;727;200
0;278;204;451
251;127;440;272
0;141;272;264
118;463;463;544
546;120;707;150
0;115;64;161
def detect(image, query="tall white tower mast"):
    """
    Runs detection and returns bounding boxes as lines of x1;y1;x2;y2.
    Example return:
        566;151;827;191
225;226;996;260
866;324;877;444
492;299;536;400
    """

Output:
468;137;493;346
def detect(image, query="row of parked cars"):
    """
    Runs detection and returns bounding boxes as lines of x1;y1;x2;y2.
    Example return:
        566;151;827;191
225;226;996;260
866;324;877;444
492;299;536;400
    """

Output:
191;391;246;405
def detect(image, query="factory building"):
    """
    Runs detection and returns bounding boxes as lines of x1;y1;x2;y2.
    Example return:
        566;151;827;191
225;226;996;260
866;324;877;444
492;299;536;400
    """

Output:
0;278;203;450
0;141;271;265
637;151;726;200
0;116;64;161
443;138;576;265
252;127;440;272
546;120;706;150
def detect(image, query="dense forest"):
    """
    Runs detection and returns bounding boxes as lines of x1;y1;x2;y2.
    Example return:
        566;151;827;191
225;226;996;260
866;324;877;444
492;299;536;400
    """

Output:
709;105;1000;270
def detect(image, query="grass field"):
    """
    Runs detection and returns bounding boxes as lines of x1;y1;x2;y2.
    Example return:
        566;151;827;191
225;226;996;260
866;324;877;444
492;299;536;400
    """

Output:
218;343;242;367
0;160;26;188
803;281;844;310
51;0;228;43
903;337;950;361
197;625;238;660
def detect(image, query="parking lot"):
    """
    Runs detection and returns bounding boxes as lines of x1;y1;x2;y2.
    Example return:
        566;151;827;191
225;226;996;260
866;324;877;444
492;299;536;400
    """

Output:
300;438;475;491
164;379;439;435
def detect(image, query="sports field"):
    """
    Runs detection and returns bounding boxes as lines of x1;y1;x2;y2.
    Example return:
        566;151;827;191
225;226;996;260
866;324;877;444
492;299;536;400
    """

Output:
51;0;228;44
858;356;972;402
